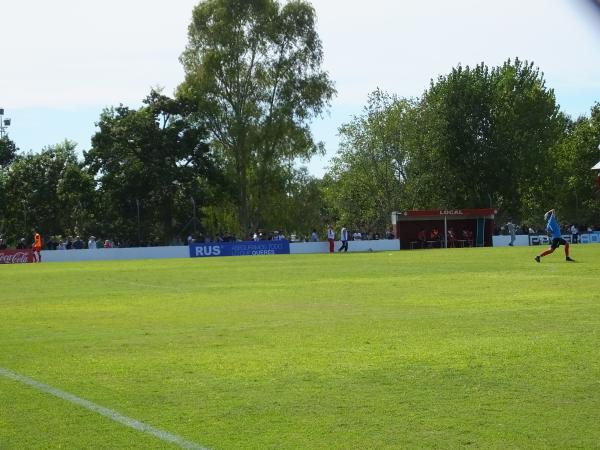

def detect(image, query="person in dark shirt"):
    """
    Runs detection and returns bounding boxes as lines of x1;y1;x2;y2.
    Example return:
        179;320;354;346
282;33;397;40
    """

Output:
16;238;27;249
72;236;84;249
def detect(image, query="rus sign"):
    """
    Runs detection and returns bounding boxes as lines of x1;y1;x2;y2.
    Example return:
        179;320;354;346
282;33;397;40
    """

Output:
189;240;290;258
0;249;35;264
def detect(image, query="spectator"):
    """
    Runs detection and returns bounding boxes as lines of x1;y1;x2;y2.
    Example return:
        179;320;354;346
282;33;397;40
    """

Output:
57;240;67;250
447;228;457;247
353;230;362;240
104;239;113;248
338;225;349;252
462;229;473;247
327;225;335;253
46;236;58;250
506;219;517;246
310;229;318;242
72;236;84;249
0;238;7;250
16;238;27;249
570;224;579;244
430;228;440;241
417;229;427;248
32;229;42;262
88;236;97;250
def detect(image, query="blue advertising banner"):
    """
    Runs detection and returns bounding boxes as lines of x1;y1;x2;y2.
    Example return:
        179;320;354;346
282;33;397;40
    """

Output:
189;240;290;258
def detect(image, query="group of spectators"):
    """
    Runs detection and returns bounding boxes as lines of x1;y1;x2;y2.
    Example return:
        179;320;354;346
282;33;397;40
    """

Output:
45;235;116;250
0;234;116;251
187;227;395;245
496;221;597;244
414;227;474;248
2;225;395;252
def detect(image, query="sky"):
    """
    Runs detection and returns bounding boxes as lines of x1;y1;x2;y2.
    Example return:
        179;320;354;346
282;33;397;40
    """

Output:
1;0;600;177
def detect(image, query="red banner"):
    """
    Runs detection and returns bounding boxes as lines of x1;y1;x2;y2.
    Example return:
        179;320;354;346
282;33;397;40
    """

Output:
399;208;497;218
0;249;36;264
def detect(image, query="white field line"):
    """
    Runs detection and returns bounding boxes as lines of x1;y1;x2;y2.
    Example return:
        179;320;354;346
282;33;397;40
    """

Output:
0;367;209;450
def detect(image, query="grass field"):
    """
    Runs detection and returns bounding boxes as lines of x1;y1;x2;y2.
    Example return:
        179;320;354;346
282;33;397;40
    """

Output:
1;245;600;449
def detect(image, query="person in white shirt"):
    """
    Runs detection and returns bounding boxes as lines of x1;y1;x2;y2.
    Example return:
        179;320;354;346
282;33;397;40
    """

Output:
339;225;349;252
327;225;335;253
570;224;579;244
88;236;97;250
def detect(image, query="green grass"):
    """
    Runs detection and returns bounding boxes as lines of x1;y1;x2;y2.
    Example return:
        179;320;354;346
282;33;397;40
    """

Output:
1;245;600;449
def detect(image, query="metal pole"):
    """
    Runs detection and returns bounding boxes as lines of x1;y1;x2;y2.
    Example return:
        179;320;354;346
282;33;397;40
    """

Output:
136;199;141;245
191;197;197;235
444;215;448;248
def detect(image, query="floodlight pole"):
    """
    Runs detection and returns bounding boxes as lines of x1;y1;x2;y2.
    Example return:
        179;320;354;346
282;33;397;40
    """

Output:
0;108;11;139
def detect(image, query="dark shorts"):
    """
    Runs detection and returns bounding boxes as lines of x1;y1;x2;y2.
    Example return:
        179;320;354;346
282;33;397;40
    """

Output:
551;237;567;249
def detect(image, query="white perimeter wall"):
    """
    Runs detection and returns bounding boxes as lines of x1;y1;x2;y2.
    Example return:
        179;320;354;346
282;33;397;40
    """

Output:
42;246;189;263
41;240;401;263
491;235;530;247
290;240;400;254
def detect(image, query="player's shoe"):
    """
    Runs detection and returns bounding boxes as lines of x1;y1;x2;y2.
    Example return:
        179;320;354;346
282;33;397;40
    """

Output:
535;256;541;263
566;256;575;262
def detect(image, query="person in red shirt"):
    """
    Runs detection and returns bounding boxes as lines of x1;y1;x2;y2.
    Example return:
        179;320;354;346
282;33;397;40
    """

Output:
32;230;43;263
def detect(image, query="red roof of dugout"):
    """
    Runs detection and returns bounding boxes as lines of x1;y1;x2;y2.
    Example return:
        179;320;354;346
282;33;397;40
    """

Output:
394;208;497;221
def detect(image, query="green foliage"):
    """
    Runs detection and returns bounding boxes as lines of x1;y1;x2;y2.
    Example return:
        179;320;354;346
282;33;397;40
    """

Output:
0;136;18;168
326;59;591;230
325;90;414;232
178;0;335;232
550;103;600;226
408;59;565;218
0;140;92;243
85;91;215;244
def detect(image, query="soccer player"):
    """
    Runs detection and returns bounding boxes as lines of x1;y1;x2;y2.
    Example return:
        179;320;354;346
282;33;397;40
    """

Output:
535;209;574;263
32;229;43;263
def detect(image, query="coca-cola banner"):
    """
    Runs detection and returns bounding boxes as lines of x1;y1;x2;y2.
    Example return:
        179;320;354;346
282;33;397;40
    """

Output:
0;249;36;264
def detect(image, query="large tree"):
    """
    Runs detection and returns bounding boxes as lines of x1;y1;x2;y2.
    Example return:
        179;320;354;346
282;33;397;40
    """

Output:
1;140;94;242
406;59;565;221
178;0;335;234
85;91;215;244
324;90;415;232
551;103;600;226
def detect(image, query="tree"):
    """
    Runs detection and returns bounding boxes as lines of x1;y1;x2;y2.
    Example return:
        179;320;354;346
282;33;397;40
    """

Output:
551;103;600;226
406;59;565;221
178;0;335;233
0;136;18;168
85;91;215;244
324;90;415;232
1;140;93;242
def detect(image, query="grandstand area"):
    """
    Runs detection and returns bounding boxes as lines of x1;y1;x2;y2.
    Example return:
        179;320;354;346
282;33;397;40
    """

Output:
2;245;600;449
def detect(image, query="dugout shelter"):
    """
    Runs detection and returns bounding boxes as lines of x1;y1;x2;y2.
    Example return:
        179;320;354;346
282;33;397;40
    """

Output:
392;208;497;250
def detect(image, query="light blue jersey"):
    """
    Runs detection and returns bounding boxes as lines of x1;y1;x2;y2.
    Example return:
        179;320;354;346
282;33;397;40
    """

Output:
546;213;562;239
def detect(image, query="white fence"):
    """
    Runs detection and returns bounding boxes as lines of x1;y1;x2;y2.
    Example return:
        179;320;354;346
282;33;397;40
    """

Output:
41;240;401;263
493;232;600;247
